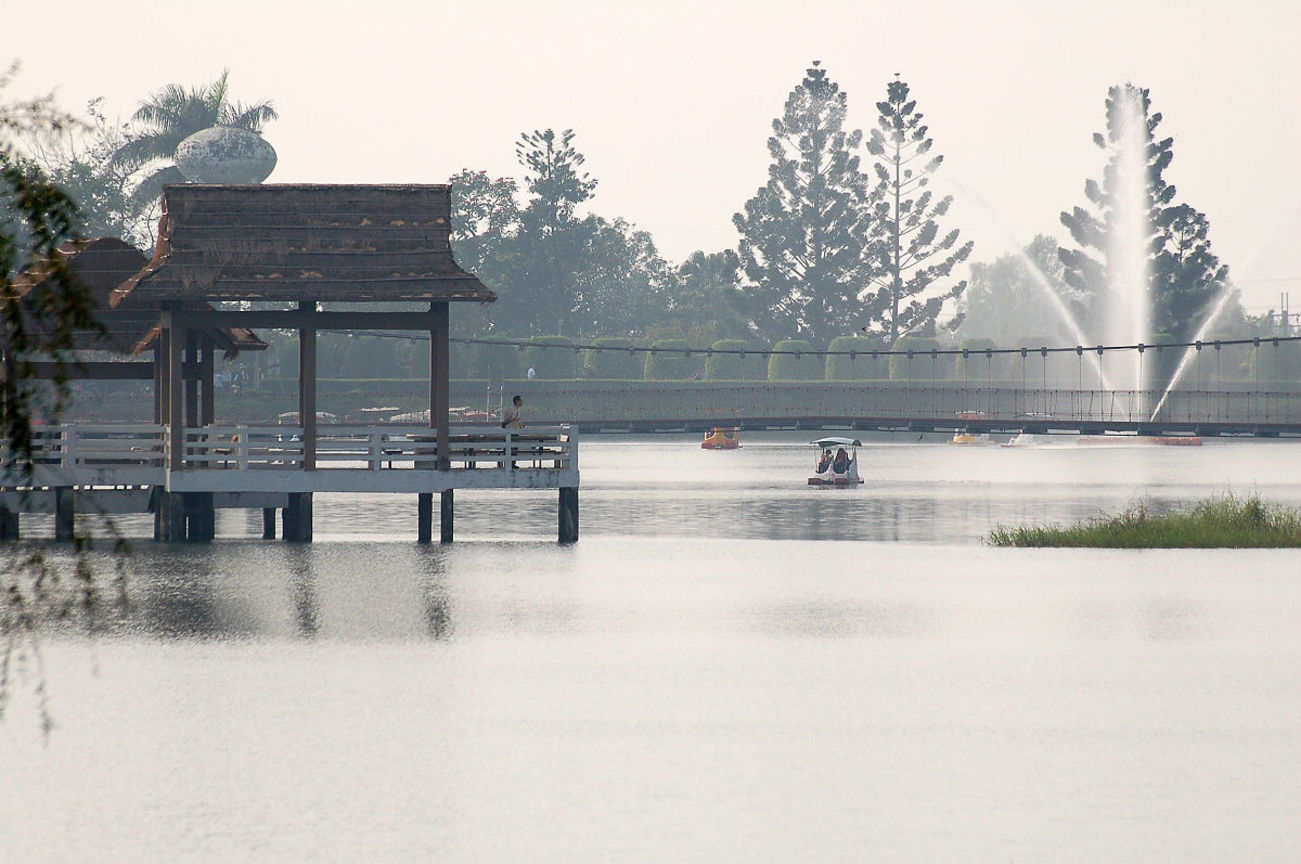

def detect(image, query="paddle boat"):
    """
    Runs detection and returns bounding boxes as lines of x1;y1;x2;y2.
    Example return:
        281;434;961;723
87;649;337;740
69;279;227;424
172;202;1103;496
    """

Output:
701;426;741;449
808;436;864;486
949;431;996;445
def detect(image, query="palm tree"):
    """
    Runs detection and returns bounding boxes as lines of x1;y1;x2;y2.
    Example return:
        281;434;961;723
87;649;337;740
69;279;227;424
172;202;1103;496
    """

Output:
111;69;276;209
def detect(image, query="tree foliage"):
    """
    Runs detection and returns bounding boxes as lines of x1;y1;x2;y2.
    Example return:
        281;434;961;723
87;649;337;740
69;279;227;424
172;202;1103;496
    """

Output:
449;169;519;276
865;77;971;342
111;69;276;212
1;66;100;471
957;235;1073;346
666;250;750;343
2;64;125;738
733;62;875;347
451;130;677;340
21;98;145;246
1155;202;1229;341
511;129;597;336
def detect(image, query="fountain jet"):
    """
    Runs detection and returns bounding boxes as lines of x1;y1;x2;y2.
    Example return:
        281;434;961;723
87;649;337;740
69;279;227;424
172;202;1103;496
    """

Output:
1105;86;1152;398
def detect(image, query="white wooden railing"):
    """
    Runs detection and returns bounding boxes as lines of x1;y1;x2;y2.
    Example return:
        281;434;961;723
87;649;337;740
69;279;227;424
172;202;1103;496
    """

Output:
3;423;577;487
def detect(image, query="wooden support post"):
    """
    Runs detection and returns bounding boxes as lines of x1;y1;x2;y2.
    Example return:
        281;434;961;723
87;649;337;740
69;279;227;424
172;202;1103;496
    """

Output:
283;492;313;543
153;346;164;424
262;508;277;539
440;489;454;544
299;301;317;471
200;338;215;426
54;486;75;541
558;486;578;544
1;504;20;542
185;492;215;542
431;302;450;470
417;492;433;544
283;499;299;542
164;307;185;472
185;332;199;428
160;491;186;542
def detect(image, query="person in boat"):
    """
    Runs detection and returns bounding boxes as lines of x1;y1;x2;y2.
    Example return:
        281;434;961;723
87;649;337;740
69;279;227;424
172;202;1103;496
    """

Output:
816;448;832;473
832;447;849;474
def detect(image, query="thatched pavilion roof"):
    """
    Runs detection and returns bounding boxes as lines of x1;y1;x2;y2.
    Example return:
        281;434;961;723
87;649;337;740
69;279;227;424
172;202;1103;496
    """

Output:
10;237;265;355
114;184;497;304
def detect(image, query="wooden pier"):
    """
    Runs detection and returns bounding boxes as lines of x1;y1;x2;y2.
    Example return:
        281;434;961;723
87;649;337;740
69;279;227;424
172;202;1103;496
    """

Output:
0;422;579;543
1;184;581;544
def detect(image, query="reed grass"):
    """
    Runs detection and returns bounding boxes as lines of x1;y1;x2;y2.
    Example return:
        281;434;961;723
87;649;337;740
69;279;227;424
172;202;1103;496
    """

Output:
988;494;1301;548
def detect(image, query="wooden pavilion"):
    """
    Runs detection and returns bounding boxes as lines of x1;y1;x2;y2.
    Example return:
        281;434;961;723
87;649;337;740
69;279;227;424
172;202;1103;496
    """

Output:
116;183;574;542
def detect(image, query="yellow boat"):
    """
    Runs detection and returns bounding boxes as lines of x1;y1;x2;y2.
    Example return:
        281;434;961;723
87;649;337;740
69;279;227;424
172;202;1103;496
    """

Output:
701;427;740;449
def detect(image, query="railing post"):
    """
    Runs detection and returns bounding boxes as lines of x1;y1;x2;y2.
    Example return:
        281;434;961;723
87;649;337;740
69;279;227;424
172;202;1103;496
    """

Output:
63;425;78;470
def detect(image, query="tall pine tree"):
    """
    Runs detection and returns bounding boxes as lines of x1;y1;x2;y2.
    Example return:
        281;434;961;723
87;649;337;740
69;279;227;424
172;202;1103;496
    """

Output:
513;128;598;336
733;61;875;347
865;76;971;343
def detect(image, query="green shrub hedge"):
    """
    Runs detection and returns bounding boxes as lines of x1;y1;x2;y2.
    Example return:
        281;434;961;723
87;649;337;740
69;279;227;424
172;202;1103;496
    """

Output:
768;339;821;381
825;335;886;381
888;336;952;380
706;339;760;380
644;338;691;380
582;337;640;379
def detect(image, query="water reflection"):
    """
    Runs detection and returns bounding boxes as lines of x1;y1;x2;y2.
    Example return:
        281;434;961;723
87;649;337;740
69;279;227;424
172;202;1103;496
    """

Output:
99;544;462;642
136;550;224;638
287;548;318;638
417;546;453;641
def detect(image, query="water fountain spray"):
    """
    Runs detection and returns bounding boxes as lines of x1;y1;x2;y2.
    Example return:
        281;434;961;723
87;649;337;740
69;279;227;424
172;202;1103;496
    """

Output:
1106;86;1153;398
1147;283;1238;421
942;177;1115;390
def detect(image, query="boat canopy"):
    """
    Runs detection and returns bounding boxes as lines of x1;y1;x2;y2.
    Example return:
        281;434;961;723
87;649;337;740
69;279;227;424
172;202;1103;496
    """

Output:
811;436;861;448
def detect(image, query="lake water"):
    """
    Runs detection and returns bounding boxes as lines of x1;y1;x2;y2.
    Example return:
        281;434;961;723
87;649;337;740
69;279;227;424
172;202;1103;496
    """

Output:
3;432;1300;862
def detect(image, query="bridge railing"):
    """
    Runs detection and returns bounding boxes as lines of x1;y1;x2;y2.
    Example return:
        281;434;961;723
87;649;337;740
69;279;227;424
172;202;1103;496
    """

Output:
529;382;1300;428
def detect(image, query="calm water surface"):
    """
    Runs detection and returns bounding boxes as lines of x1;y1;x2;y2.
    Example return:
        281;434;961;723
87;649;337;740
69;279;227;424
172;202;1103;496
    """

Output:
3;433;1300;862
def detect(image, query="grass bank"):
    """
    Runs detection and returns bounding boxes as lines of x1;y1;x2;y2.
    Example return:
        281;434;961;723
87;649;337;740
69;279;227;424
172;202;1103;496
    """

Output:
988;494;1301;548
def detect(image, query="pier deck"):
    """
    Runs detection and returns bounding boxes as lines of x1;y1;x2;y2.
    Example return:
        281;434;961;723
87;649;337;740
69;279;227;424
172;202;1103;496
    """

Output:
1;423;579;542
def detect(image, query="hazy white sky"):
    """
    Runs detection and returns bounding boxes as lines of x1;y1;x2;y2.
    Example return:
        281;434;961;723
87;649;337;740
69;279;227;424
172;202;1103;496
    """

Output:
6;0;1299;312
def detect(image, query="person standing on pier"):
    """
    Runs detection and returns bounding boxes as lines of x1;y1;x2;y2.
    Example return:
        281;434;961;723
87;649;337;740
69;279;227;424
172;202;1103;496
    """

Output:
501;394;525;428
